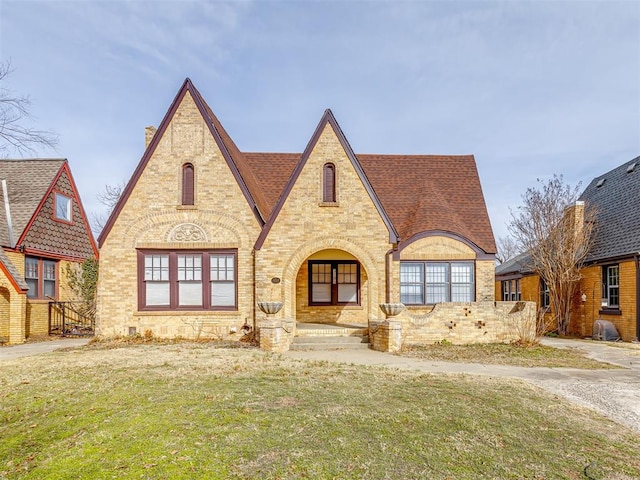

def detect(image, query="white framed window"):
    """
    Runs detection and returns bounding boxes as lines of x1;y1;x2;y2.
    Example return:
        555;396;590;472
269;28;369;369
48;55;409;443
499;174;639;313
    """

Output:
54;192;72;222
400;261;475;304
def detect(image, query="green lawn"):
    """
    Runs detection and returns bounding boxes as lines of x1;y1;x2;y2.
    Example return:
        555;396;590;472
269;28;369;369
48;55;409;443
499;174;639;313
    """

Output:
1;342;638;479
397;342;620;369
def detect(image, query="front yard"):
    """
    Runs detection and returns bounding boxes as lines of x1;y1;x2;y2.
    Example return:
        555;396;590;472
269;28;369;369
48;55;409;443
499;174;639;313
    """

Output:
1;342;638;479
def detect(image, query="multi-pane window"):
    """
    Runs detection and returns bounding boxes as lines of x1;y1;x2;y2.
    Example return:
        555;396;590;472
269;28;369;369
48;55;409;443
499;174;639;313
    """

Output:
144;254;170;306
25;257;57;299
54;192;72;222
309;261;359;305
139;250;236;310
602;265;619;308
400;262;474;304
210;254;235;307
501;279;521;301
540;278;550;308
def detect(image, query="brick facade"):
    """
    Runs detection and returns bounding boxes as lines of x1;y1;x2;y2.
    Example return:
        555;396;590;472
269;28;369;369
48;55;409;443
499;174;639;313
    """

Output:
96;80;505;346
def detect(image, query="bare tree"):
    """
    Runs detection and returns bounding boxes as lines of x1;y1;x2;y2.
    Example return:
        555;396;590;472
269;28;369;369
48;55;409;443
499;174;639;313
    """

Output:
496;235;520;264
508;175;596;335
0;61;58;156
92;181;125;235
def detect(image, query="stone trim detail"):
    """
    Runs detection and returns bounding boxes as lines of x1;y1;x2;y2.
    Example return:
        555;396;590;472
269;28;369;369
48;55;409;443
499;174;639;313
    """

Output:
167;223;208;242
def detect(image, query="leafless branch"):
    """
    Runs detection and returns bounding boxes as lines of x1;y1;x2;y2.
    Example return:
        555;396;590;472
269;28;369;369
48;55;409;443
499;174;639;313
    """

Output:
508;175;596;335
0;60;58;157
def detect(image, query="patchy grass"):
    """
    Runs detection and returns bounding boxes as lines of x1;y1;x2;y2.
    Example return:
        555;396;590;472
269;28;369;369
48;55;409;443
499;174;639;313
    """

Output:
1;344;638;479
397;342;620;369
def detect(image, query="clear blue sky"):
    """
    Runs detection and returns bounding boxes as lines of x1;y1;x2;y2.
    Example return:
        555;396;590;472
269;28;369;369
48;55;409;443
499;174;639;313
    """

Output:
1;0;639;242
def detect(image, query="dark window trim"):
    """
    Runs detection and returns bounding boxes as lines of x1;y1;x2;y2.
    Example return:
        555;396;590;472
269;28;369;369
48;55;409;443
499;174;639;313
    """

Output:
182;163;195;206
52;190;73;224
501;279;521;301
25;256;58;300
308;260;360;306
540;278;550;308
322;163;336;203
400;260;475;305
602;264;620;309
137;249;237;311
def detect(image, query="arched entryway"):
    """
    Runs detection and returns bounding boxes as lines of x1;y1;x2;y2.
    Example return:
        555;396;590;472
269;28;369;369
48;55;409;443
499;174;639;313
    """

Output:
294;249;369;325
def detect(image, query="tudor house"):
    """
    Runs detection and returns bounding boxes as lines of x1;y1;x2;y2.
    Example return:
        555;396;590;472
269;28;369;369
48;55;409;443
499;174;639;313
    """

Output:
0;159;98;344
496;156;640;342
96;79;499;341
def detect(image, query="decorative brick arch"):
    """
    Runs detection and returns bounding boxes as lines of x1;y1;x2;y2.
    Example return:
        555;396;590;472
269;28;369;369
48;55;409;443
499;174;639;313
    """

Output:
279;236;382;321
122;210;252;248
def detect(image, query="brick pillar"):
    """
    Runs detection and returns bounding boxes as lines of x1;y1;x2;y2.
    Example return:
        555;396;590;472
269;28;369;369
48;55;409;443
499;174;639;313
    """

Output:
259;319;293;352
369;320;402;352
8;293;26;344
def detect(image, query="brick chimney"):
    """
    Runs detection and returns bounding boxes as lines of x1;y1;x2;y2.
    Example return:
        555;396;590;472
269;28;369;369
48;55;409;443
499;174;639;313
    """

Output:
145;126;157;148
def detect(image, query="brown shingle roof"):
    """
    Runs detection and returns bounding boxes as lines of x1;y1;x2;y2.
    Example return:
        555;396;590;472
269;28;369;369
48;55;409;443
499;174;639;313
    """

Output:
244;152;495;254
0;159;65;247
359;154;496;254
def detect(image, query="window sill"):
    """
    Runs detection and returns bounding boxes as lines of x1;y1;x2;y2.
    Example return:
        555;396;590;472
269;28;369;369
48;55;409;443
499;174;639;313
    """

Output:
598;308;622;316
176;205;198;210
318;202;340;207
135;309;238;316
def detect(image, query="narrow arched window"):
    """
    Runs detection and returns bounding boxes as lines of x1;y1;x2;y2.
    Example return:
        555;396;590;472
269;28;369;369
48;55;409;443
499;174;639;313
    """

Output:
323;163;336;203
182;163;195;205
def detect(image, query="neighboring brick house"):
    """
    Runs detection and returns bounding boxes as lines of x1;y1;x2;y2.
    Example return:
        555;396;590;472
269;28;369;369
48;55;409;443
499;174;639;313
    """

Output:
96;79;498;341
496;156;640;341
0;159;98;344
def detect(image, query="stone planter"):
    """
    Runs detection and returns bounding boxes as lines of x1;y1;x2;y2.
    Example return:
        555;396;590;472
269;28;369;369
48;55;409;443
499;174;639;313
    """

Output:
379;302;405;319
257;301;283;315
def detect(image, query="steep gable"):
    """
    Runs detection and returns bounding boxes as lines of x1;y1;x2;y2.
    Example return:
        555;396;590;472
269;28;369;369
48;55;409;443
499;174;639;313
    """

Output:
0;159;65;247
580;155;640;262
98;78;265;247
255;109;399;249
19;164;98;260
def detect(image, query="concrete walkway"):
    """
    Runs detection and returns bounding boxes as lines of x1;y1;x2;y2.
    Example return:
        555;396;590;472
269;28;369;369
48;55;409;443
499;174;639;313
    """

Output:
285;337;640;433
0;338;91;361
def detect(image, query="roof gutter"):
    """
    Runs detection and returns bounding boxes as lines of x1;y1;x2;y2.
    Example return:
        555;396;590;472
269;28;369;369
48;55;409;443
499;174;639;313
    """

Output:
2;180;15;248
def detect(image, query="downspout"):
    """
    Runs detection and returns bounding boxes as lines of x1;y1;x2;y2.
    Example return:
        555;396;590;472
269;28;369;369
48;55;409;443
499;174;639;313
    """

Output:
635;253;640;343
2;180;15;248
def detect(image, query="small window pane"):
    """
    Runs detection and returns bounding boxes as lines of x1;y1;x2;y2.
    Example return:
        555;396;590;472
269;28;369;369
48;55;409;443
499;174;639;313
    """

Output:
146;282;170;306
212;282;235;306
338;284;357;303
55;193;72;221
26;278;38;299
44;280;56;298
312;284;332;303
179;282;202;306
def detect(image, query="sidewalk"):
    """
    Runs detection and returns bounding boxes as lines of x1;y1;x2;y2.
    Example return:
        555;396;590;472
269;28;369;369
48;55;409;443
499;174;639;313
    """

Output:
0;338;91;361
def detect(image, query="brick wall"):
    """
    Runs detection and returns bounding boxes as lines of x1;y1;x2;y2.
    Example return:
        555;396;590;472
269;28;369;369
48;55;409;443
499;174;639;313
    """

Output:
96;91;261;339
255;123;390;325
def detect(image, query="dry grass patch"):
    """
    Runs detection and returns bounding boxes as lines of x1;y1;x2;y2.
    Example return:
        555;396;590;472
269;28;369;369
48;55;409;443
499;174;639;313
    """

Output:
398;342;620;369
0;343;638;479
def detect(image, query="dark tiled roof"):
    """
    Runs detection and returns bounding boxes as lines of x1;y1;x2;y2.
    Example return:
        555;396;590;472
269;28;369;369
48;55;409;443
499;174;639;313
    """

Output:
580;155;640;262
0;246;28;291
495;251;533;277
0;159;65;247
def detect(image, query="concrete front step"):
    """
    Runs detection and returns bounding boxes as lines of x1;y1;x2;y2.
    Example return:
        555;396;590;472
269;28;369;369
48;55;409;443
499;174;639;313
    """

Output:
289;339;370;351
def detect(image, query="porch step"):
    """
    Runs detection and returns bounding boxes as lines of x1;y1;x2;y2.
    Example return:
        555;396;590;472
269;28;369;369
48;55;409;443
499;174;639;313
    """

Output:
291;323;370;351
289;334;370;351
